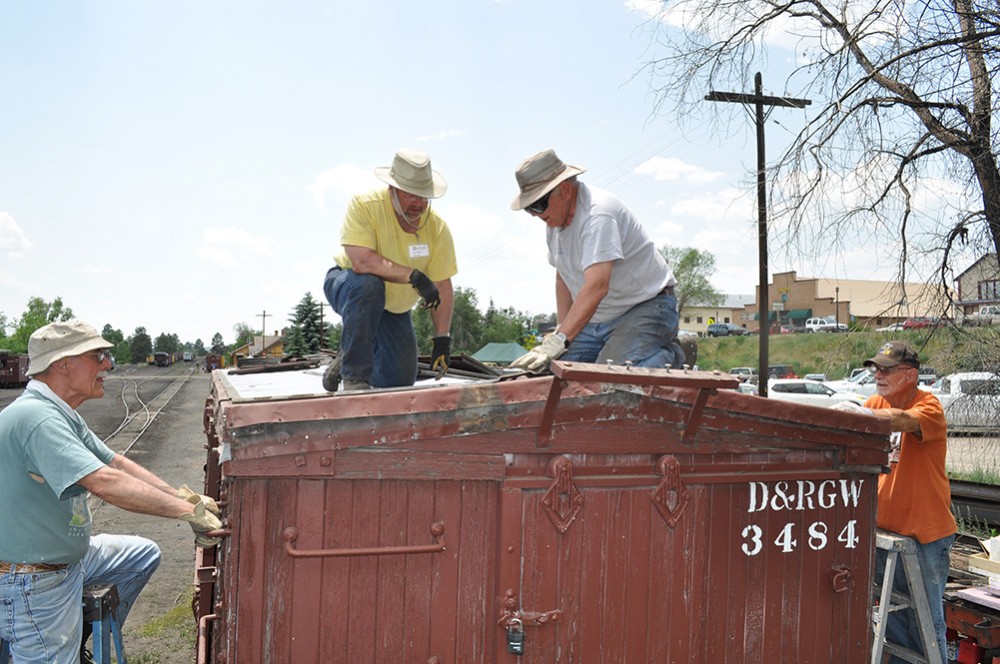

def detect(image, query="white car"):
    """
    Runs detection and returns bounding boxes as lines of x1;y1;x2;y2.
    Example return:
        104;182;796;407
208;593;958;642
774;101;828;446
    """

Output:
766;379;867;407
876;322;905;332
935;372;1000;433
824;371;879;398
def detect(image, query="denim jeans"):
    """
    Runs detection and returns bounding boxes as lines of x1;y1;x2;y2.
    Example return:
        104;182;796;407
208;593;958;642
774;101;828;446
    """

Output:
323;266;418;388
0;533;161;664
561;291;684;368
874;532;954;664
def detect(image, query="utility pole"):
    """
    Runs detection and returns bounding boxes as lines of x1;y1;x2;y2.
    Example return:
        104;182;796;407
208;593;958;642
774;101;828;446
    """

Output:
258;310;268;357
705;73;810;397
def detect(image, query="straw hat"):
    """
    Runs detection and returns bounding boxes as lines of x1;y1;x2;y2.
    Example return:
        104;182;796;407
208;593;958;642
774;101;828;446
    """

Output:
511;149;585;211
27;320;113;376
374;149;447;199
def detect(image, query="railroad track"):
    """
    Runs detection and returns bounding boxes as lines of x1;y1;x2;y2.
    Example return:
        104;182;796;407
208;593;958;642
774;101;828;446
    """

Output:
951;479;1000;532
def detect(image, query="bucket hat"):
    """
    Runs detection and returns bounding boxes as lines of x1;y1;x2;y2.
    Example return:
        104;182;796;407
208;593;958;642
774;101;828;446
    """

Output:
511;149;586;211
27;319;113;376
374;149;447;199
863;340;920;369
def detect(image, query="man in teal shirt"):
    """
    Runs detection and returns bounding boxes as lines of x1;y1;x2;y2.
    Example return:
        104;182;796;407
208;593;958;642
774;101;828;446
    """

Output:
0;320;222;664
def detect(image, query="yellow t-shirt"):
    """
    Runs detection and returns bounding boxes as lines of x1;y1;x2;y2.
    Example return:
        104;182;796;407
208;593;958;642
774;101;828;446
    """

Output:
866;389;956;543
334;189;458;314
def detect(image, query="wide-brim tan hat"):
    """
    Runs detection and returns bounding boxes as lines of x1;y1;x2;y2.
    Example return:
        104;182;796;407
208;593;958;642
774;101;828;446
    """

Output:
374;149;448;199
511;149;585;211
27;319;113;376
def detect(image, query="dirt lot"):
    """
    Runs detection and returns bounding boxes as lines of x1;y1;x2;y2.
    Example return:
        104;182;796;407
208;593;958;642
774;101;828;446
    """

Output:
1;363;210;663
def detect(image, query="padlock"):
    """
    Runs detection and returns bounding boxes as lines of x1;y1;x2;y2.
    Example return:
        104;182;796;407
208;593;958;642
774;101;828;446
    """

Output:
506;617;525;655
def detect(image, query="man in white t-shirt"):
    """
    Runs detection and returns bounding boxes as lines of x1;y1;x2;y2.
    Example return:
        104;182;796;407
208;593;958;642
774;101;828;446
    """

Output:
509;149;687;372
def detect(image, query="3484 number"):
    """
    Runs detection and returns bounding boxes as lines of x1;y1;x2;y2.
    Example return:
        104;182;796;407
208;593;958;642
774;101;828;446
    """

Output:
740;520;860;556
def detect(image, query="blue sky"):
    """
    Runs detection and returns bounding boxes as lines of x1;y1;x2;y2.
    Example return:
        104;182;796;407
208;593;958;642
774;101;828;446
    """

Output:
0;1;957;344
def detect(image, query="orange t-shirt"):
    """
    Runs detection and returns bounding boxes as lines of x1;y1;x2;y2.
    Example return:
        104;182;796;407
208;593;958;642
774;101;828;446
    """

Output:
866;389;956;543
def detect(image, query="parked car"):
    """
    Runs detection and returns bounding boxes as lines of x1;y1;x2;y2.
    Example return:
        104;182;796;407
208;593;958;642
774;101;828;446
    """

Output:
824;370;879;398
902;316;943;330
767;379;867;408
767;364;797;380
876;322;905;332
778;324;802;334
917;366;938;386
729;367;758;384
803;373;827;381
805;317;837;333
956;305;1000;326
706;322;748;337
934;372;1000;434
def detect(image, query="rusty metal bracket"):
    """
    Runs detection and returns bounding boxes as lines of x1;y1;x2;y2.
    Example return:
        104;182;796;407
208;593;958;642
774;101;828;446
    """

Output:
831;565;851;593
498;589;563;629
283;521;446;558
651;455;690;528
541;456;583;534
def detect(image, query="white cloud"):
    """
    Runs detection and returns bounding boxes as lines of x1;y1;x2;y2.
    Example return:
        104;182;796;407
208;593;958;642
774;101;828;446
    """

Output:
635;156;726;184
308;165;380;212
0;212;32;257
195;227;274;270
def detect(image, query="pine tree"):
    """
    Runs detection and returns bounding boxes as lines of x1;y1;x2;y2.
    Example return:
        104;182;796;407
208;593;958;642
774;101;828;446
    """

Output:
286;292;326;356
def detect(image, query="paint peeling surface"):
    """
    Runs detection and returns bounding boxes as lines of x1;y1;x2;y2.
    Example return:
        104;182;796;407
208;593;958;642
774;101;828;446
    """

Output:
198;361;891;663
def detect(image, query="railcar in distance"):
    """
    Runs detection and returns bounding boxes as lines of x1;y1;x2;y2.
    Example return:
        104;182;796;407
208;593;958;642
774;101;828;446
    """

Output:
0;351;29;387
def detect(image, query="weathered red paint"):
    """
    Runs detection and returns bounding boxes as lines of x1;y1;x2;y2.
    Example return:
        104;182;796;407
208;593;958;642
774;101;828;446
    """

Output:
196;362;889;663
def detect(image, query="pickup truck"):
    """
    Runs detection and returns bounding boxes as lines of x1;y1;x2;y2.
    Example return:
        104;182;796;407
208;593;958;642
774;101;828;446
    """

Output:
928;372;1000;433
957;305;1000;326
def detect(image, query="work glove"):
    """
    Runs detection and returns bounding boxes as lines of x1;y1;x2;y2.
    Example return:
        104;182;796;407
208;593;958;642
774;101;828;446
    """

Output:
831;400;874;416
409;270;441;309
176;484;220;516
178;500;223;548
431;335;451;378
509;332;567;372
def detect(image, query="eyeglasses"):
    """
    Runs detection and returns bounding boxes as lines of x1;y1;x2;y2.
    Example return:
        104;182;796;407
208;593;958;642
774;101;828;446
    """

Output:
868;365;911;376
526;190;553;214
87;350;114;365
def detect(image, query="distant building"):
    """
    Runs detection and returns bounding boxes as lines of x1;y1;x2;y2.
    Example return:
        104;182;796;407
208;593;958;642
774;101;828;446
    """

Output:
954;253;999;315
230;330;286;360
680;295;755;336
472;342;529;366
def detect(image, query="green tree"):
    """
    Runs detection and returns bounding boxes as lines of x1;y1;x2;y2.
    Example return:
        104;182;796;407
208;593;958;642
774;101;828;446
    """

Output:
483;300;533;347
210;332;225;354
659;246;725;314
129;327;153;364
233;322;255;350
327;322;342;350
101;324;130;365
154;332;180;354
6;296;74;353
285;292;326;356
413;287;484;354
194;338;207;356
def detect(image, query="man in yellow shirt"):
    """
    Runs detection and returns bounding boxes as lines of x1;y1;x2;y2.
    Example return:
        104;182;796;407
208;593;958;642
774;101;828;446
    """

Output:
322;150;457;391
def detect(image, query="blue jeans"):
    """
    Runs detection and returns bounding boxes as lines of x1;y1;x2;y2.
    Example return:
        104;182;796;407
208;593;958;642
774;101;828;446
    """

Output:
874;533;954;664
0;533;161;664
323;266;418;388
561;291;684;368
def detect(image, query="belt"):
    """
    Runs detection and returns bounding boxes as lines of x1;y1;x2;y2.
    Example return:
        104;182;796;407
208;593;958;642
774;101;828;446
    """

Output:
658;285;675;296
0;561;70;574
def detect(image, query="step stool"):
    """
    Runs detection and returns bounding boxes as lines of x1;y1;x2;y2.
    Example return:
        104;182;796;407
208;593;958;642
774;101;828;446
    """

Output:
83;583;128;664
0;584;127;664
872;530;943;664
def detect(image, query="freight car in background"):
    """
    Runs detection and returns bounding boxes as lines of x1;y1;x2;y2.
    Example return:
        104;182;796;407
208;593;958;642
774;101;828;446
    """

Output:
0;351;29;387
195;360;891;664
153;351;178;367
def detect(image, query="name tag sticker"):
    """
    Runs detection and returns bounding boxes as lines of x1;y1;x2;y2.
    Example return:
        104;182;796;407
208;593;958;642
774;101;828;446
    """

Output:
409;244;430;258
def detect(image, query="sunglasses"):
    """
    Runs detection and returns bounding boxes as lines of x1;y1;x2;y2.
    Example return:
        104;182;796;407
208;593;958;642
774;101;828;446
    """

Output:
868;364;911;376
526;190;553;214
88;349;114;364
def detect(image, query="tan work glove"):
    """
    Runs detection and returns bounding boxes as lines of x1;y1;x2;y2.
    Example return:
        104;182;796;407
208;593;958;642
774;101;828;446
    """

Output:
509;332;567;372
176;484;220;516
178;500;223;548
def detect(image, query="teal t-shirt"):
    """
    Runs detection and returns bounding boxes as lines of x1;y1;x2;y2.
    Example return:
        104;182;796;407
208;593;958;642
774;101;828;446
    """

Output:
0;388;115;563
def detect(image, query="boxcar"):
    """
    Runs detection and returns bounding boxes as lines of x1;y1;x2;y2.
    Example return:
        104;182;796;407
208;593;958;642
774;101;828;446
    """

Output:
153;351;171;367
195;361;890;664
0;351;29;387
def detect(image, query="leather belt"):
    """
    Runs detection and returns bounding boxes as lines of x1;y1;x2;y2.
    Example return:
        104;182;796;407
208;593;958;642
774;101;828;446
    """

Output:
658;285;675;296
0;561;70;574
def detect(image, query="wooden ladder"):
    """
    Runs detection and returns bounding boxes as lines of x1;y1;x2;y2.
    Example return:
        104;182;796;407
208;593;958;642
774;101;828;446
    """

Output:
871;530;943;664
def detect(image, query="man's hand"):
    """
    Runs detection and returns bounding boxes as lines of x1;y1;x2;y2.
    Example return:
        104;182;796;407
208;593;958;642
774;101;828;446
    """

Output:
176;484;220;516
178;500;223;548
431;335;451;378
831;400;874;415
510;333;567;372
409;270;440;309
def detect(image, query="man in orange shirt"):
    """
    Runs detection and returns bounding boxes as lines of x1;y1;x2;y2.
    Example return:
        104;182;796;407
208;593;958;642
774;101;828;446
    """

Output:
861;341;955;663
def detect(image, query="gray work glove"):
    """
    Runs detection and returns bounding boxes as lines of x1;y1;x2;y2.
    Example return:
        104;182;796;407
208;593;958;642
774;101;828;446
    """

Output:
831;400;874;415
409;270;441;309
178;500;223;548
509;332;566;372
176;484;220;516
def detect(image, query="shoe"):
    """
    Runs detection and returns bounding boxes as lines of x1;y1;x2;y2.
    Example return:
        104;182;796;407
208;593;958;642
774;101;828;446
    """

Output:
343;379;372;391
322;354;342;392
